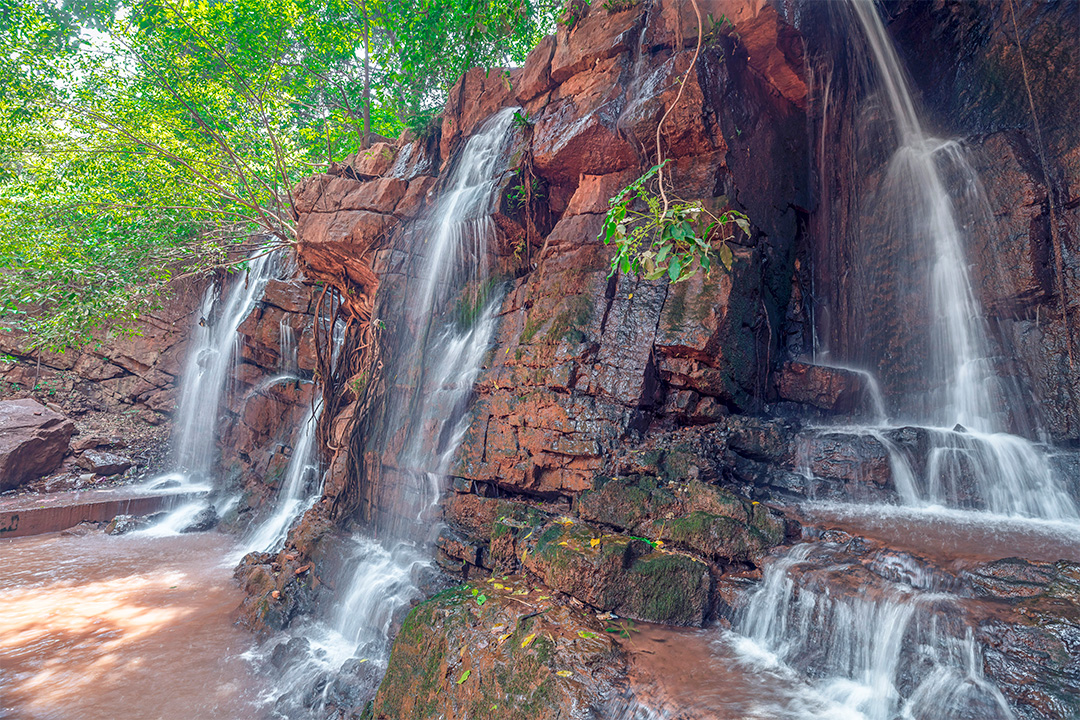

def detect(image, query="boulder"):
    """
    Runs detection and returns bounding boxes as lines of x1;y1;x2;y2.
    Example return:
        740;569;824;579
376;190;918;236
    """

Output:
522;520;712;626
776;361;870;413
0;399;75;491
180;506;220;533
76;449;133;477
372;579;626;720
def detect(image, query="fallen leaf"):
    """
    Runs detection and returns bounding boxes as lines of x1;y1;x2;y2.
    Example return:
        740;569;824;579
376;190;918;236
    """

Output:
493;583;505;590
457;670;471;684
556;670;573;677
295;564;311;575
521;633;536;649
498;632;512;643
271;590;280;600
577;630;597;639
589;538;601;547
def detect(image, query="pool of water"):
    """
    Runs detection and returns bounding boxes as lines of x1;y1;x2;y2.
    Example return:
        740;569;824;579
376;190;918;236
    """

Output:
0;530;265;720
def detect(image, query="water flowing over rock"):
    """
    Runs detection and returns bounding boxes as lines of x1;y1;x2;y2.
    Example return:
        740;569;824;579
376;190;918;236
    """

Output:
17;1;1076;717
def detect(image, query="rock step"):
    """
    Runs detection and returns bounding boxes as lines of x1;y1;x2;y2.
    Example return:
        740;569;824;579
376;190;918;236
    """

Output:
0;488;206;538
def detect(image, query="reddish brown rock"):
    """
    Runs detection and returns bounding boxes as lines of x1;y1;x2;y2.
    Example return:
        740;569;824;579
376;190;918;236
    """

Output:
76;449;133;477
647;0;807;109
339;177;408;214
0;399;75;490
515;34;556;103
343;142;398;177
776;361;869;413
441;66;518;163
549;3;643;84
564;171;638;217
394;176;436;219
263;278;312;315
532;98;637;185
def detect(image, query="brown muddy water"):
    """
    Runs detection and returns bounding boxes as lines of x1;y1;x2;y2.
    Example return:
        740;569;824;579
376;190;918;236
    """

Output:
0;530;265;720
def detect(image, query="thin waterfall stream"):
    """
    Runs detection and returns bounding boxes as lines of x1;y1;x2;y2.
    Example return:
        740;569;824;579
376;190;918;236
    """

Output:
258;108;519;717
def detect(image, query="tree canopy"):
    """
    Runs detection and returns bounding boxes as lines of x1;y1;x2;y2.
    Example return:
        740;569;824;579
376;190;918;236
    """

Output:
0;0;558;349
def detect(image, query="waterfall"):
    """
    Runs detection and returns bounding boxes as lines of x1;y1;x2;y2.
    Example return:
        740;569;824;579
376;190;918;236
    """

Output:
261;108;519;716
240;398;323;555
717;3;1078;718
804;0;1078;521
730;544;1015;720
846;0;997;432
171;253;276;482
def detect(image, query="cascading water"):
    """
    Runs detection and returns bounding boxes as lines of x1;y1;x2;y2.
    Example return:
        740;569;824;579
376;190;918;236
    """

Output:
261;108;519;717
240;398;324;555
718;2;1078;718
806;0;1078;520
729;544;1014;720
140;253;278;533
171;254;277;482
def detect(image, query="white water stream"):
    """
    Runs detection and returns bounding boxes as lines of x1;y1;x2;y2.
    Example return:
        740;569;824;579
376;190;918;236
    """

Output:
724;2;1078;719
261;108;519;716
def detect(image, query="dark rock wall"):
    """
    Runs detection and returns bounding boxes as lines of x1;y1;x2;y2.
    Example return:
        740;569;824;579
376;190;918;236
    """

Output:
804;0;1080;439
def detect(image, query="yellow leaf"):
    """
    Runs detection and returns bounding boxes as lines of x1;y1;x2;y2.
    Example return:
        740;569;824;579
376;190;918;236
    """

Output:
493;583;505;590
554;516;574;525
498;632;512;643
590;538;601;547
521;633;536;649
556;670;573;677
654;540;665;547
558;541;568;546
538;595;550;600
628;293;633;299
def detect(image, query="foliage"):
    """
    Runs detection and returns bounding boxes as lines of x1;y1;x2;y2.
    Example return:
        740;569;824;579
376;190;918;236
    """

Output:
0;0;559;350
601;161;749;283
600;0;749;286
557;0;588;28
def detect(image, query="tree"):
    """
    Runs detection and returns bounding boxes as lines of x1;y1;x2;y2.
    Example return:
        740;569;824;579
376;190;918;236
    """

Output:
0;0;557;350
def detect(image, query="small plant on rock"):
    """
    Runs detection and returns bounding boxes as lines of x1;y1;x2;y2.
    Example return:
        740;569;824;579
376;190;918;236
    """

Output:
601;0;750;284
558;0;589;29
602;163;749;282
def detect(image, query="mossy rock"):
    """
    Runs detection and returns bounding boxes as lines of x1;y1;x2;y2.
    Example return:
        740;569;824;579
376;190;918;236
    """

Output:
372;578;625;720
523;520;711;626
576;475;785;563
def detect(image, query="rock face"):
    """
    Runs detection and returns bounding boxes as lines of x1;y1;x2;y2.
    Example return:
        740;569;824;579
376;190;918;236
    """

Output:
0;276;206;427
0;399;75;490
231;2;1080;718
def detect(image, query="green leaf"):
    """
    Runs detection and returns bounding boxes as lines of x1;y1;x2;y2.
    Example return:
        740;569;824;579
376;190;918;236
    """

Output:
655;244;672;263
667;256;682;282
734;216;751;236
457;670;471;684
